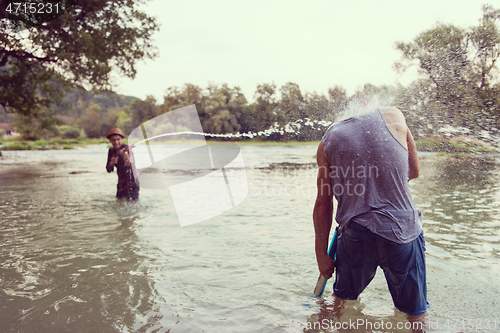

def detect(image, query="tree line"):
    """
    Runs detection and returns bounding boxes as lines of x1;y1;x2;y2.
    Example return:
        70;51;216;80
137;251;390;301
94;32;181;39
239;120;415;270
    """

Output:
2;2;500;141
395;4;500;138
0;82;349;141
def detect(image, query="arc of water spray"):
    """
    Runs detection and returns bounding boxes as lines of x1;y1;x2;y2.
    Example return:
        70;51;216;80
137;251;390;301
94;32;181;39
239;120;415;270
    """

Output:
130;118;334;148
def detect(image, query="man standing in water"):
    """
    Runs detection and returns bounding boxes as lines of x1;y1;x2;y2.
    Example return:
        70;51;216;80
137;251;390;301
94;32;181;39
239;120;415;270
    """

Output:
313;96;428;324
106;128;139;201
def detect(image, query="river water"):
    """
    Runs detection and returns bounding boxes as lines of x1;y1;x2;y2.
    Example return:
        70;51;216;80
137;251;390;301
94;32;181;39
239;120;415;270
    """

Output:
1;144;499;333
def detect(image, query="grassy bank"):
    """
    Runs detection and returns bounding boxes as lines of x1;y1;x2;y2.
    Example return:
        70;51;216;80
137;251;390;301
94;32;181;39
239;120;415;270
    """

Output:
0;137;108;150
231;136;499;153
415;136;499;154
0;137;322;150
1;135;498;153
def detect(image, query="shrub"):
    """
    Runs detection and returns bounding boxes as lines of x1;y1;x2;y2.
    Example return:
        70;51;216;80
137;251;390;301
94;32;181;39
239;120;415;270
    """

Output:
34;139;47;147
1;142;29;150
62;128;81;139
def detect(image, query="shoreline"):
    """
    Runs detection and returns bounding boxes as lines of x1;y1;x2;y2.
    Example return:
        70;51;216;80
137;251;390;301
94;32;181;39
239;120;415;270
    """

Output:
1;136;499;154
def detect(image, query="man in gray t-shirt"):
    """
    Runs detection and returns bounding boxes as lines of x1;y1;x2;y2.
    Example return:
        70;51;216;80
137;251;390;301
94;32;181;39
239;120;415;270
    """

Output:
313;98;428;321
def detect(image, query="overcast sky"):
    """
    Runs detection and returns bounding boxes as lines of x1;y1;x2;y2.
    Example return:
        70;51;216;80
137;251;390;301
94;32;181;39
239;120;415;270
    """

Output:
116;0;493;103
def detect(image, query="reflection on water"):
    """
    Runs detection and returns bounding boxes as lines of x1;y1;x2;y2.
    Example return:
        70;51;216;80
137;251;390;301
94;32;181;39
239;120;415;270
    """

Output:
0;162;158;332
1;147;500;332
302;297;421;333
412;155;500;263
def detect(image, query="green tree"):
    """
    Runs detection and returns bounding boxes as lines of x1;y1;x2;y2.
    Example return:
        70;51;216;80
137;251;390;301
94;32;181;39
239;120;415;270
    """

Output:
395;4;500;131
295;92;330;141
0;0;158;127
130;95;157;126
115;110;133;135
13;107;60;140
277;82;305;125
75;102;119;139
327;85;347;118
393;80;443;138
158;83;203;115
200;83;247;135
77;103;104;138
304;92;329;121
250;83;278;132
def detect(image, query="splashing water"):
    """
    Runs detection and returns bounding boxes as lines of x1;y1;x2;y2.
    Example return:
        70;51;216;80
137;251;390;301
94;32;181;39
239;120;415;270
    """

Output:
336;94;394;122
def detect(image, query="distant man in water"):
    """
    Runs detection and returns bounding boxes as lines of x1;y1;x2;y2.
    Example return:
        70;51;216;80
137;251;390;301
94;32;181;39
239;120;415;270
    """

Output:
106;128;139;201
313;96;428;324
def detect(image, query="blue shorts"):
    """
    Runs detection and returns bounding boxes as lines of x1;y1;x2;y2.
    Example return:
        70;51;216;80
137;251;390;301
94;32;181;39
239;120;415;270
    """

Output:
333;222;429;315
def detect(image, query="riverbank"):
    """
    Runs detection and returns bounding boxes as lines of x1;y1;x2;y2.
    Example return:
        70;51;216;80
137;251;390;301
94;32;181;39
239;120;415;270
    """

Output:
415;136;499;153
0;137;108;151
1;135;498;153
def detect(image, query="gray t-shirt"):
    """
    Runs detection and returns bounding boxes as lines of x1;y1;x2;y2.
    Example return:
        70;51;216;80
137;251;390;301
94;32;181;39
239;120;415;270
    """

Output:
322;109;422;244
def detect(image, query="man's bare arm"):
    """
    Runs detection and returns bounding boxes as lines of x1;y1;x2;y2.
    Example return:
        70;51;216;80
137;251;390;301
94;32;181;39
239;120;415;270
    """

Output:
313;140;335;279
380;107;420;180
407;129;420;180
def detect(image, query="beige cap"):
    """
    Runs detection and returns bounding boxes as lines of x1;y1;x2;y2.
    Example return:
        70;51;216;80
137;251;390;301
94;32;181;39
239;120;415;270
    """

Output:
106;128;125;139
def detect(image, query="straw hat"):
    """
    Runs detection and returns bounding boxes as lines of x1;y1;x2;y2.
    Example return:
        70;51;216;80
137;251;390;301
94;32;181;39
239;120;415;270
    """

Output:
106;128;125;139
